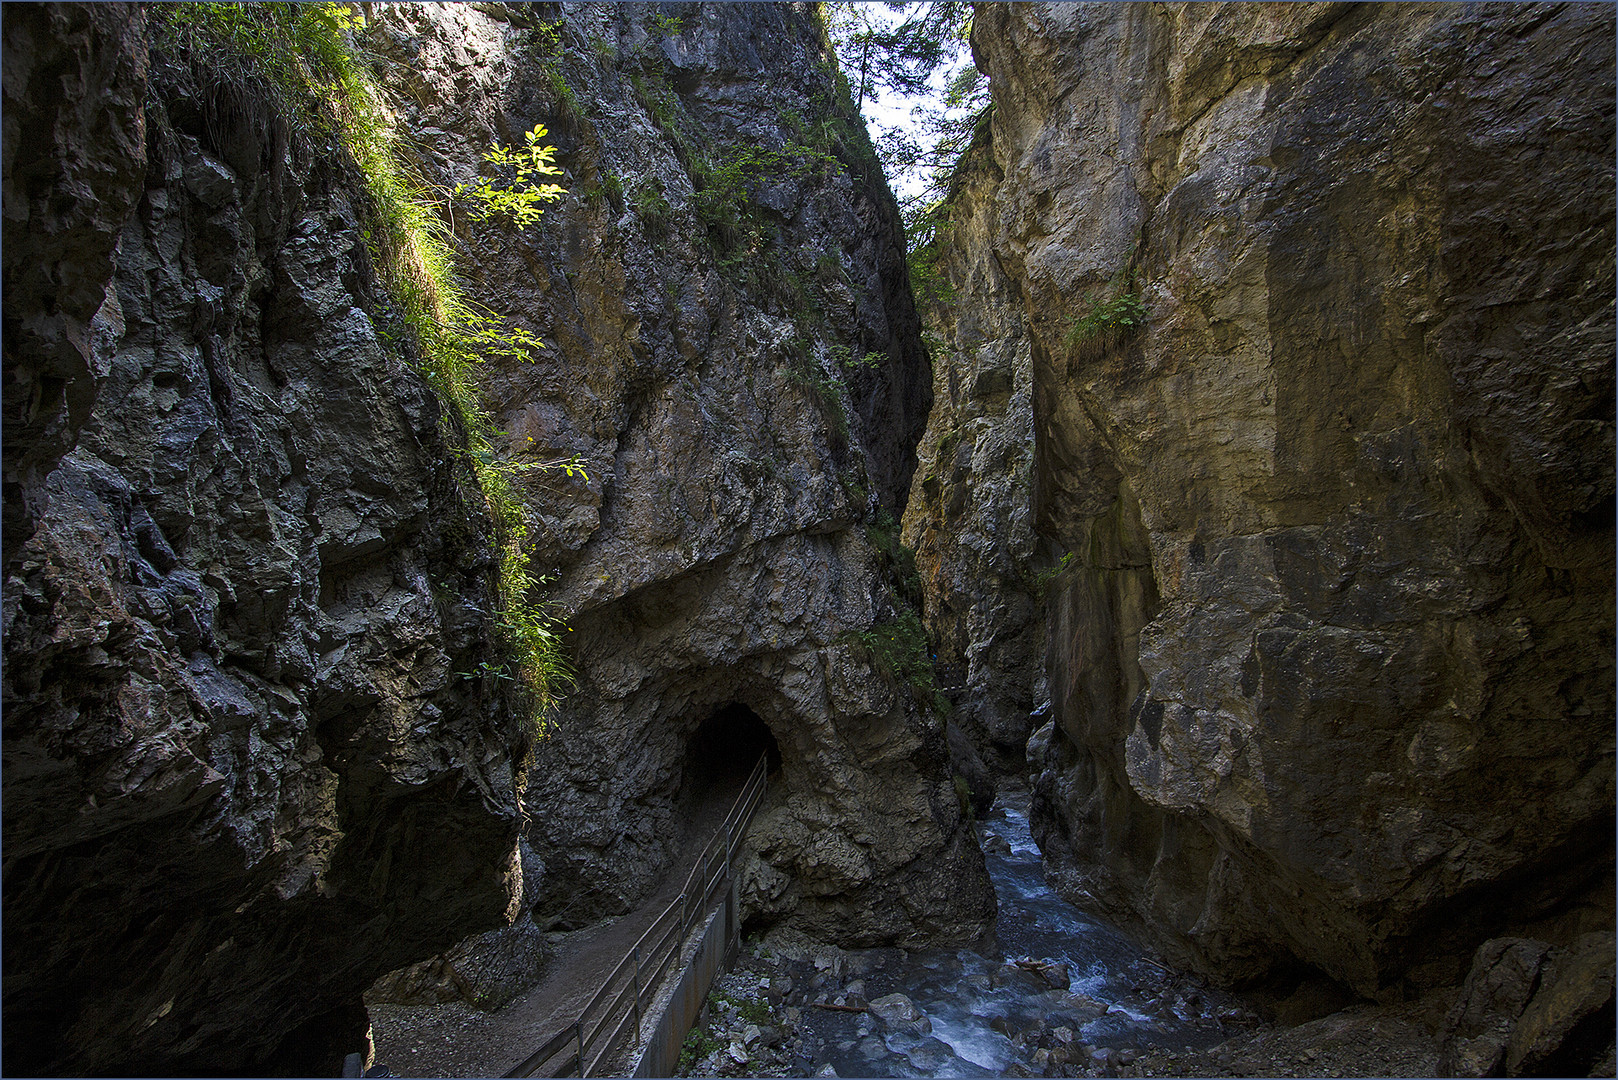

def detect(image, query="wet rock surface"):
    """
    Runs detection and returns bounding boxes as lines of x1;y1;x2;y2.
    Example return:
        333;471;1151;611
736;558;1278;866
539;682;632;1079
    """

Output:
954;0;1616;994
2;5;529;1074
678;788;1255;1080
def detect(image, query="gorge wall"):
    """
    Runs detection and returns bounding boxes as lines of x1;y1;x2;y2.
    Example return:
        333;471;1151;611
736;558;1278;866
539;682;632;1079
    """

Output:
357;1;992;955
908;0;1615;1000
5;0;1614;1074
2;4;532;1073
2;1;991;1073
901;120;1046;788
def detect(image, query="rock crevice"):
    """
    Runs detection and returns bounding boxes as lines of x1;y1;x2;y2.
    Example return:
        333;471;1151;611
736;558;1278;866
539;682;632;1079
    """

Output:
908;0;1615;998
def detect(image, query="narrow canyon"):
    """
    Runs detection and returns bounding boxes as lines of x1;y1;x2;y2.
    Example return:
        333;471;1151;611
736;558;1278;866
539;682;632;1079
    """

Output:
3;3;1612;1078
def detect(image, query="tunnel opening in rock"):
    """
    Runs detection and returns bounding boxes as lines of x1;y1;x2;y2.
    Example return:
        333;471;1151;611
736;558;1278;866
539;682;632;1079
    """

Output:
680;703;782;801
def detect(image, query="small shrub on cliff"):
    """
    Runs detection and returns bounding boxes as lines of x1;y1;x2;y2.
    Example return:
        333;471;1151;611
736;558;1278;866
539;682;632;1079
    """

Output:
453;125;565;230
647;11;685;37
677;1027;719;1073
630;179;673;237
866;510;924;610
855;610;948;717
1064;289;1146;363
781;337;850;444
829;343;885;373
1027;551;1075;600
160;2;575;735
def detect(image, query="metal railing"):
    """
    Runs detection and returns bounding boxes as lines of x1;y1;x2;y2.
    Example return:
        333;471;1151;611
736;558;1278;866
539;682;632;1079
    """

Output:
504;755;769;1079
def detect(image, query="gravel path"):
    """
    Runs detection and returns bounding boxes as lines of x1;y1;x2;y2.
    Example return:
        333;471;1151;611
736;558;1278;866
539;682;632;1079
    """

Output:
370;763;755;1078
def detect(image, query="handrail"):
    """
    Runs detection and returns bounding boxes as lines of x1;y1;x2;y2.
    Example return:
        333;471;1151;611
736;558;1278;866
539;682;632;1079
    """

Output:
504;755;768;1079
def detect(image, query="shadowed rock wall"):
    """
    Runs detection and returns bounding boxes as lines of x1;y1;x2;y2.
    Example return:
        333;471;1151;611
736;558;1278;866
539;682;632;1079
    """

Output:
900;125;1048;783
2;5;530;1073
358;0;993;958
953;0;1614;995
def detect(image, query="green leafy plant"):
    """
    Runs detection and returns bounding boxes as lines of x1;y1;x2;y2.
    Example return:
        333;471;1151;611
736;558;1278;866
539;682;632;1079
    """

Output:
158;3;576;735
454;125;565;230
855;610;947;717
599;170;625;213
782;340;849;440
647;10;685;36
632;72;681;133
710;990;773;1026
1028;551;1075;599
457;661;516;683
866;510;923;610
688;139;839;249
676;1027;719;1073
830;345;885;373
1064;288;1146;361
527;19;587;118
630;179;672;237
815;248;847;285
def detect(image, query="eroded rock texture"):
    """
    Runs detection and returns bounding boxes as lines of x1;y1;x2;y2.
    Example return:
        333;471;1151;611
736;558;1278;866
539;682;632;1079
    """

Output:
954;1;1615;994
1439;932;1617;1078
358;0;992;960
3;6;529;1073
900;127;1047;783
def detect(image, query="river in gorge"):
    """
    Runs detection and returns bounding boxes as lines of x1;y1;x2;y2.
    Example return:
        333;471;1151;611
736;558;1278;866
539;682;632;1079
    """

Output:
776;785;1253;1078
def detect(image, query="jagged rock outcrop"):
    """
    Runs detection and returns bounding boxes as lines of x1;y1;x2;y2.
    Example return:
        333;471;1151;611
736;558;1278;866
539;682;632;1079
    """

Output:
359;0;993;965
900;125;1048;780
1439;932;1616;1078
2;5;531;1073
953;1;1614;996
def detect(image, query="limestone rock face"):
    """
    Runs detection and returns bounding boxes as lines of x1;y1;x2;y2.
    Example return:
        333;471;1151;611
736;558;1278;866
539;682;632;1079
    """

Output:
361;0;992;954
2;6;529;1073
962;1;1614;993
1439;932;1616;1078
900;127;1047;778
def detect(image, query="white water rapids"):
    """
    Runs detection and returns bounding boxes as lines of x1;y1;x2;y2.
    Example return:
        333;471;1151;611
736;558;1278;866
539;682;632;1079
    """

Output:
797;787;1241;1077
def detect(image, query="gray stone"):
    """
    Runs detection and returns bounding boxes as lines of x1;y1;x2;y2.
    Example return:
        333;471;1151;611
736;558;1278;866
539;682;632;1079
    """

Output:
946;0;1616;995
361;0;994;951
2;6;528;1075
868;992;932;1036
1440;933;1617;1078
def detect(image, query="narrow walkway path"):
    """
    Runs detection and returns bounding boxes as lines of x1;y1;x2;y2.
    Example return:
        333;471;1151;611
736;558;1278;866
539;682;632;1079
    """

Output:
369;763;753;1078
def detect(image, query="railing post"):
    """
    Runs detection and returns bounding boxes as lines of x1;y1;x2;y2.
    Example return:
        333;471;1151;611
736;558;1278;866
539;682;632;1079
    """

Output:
728;873;740;961
510;755;770;1080
632;944;642;1034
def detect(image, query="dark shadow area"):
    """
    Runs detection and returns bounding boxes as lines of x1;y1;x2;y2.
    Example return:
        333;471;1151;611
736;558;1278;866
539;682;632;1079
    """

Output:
680;703;781;799
679;705;783;942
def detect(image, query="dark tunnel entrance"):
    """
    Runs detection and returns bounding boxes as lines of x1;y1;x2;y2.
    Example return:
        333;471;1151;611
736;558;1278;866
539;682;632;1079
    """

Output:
679;704;782;941
679;703;782;801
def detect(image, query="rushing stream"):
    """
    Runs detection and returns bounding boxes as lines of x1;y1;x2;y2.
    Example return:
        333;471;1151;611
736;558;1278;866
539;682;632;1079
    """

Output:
790;787;1245;1077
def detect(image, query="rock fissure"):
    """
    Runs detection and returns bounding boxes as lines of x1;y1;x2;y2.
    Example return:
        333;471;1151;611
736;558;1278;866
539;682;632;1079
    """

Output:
4;2;1613;1077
